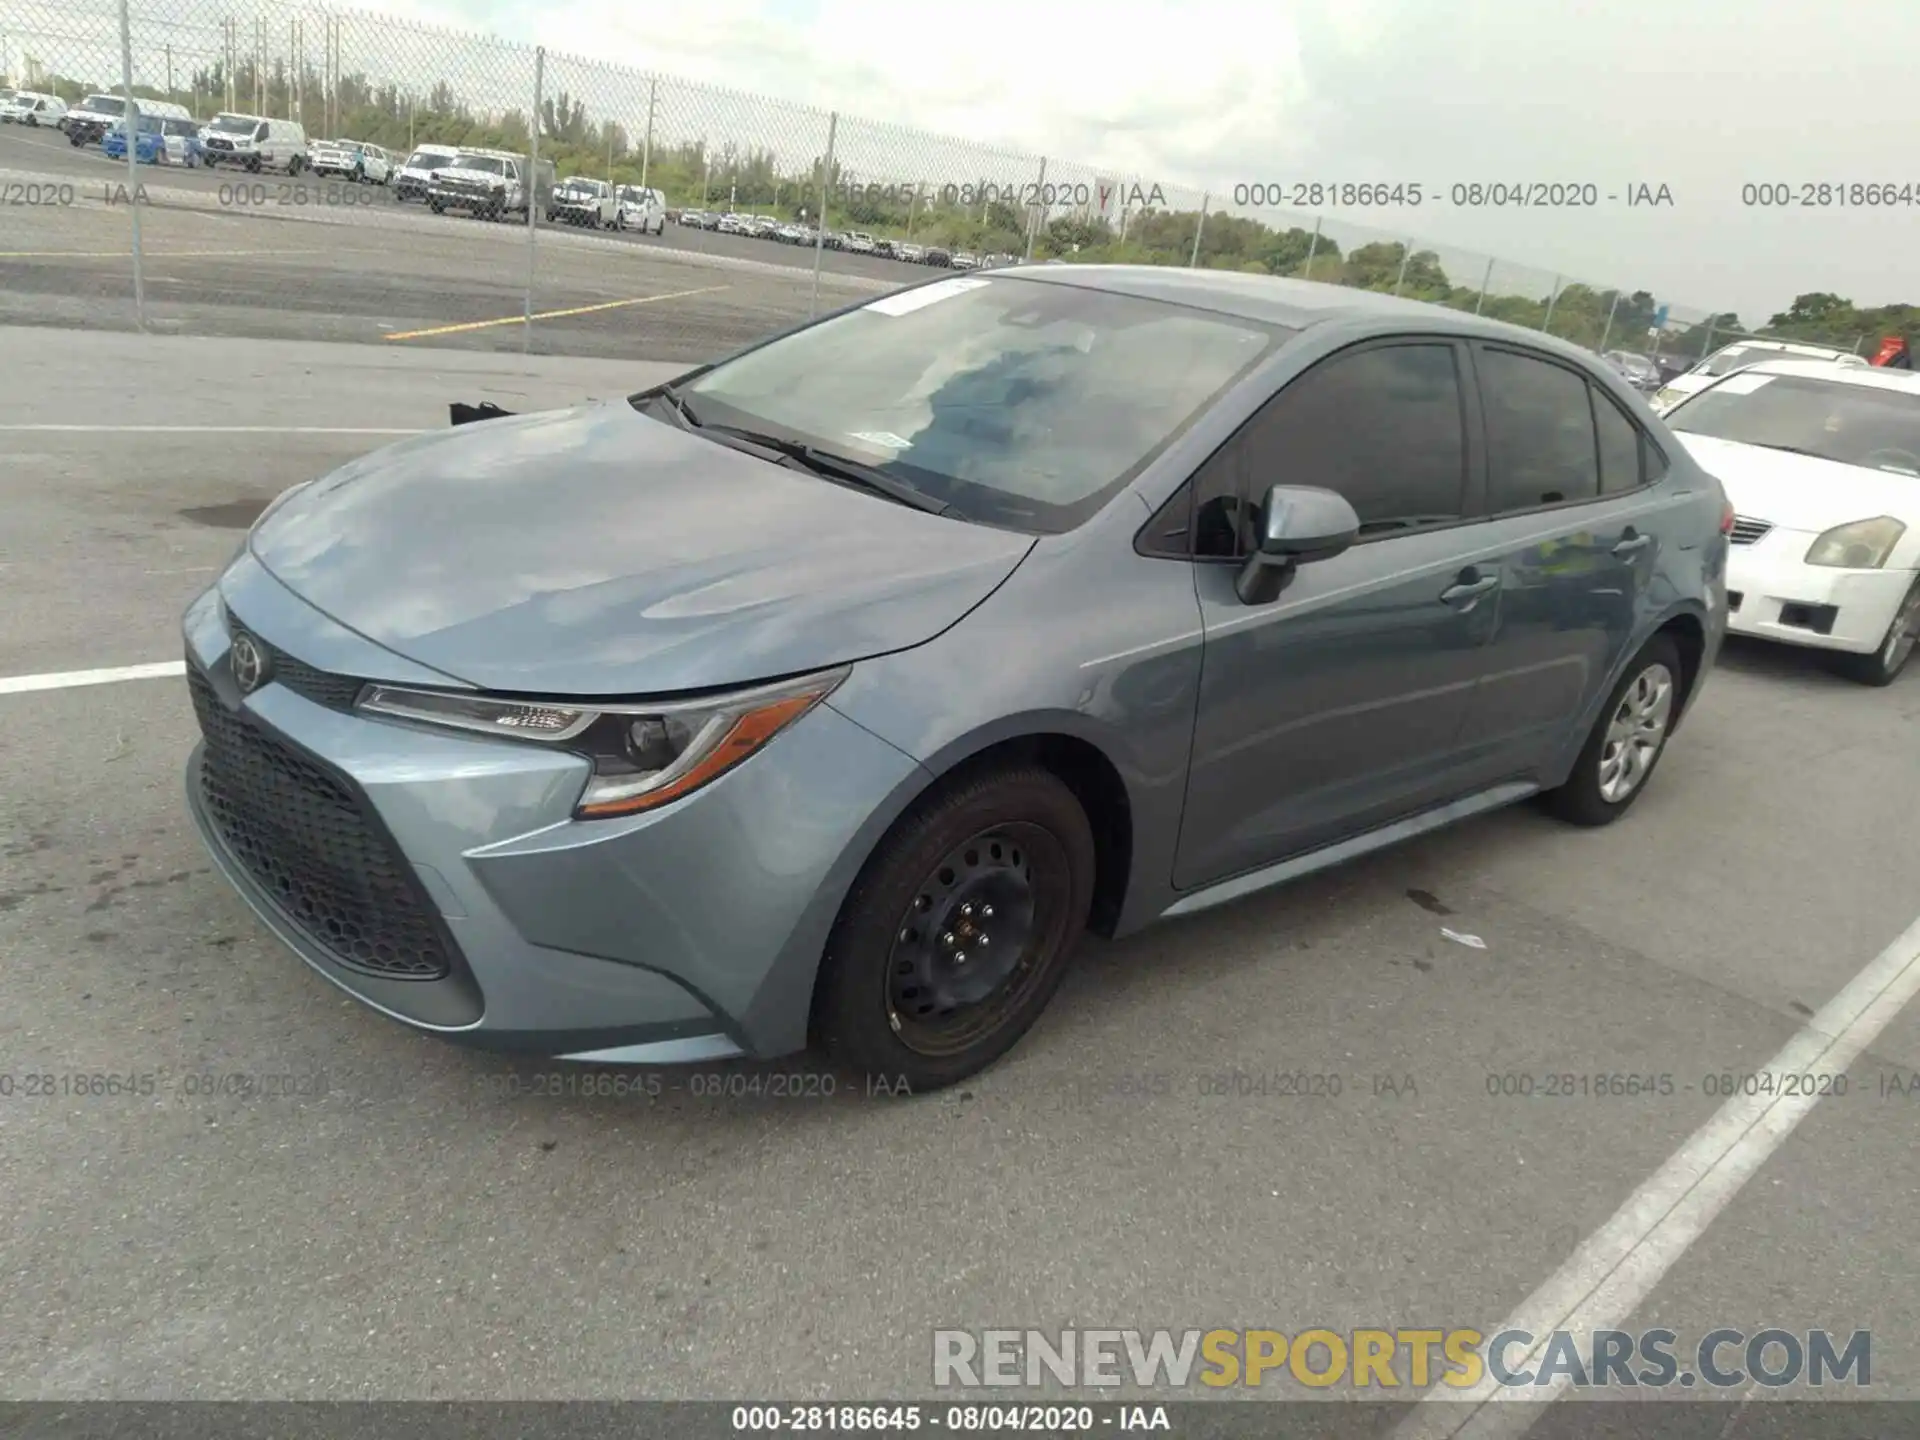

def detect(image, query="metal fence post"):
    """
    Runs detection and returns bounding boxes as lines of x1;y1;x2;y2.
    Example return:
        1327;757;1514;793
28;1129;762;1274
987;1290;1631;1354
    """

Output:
1393;239;1413;296
1188;193;1209;268
1541;274;1563;333
1474;258;1494;315
1598;289;1621;353
1023;156;1046;261
906;183;922;243
116;0;145;331
1302;216;1322;280
525;46;543;355
810;111;837;318
639;77;655;190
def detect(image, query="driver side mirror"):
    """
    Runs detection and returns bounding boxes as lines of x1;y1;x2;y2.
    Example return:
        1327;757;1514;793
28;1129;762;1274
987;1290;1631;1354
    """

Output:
1234;484;1361;605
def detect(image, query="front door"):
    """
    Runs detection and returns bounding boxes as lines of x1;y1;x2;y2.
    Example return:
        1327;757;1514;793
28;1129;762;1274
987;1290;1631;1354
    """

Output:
1173;338;1503;890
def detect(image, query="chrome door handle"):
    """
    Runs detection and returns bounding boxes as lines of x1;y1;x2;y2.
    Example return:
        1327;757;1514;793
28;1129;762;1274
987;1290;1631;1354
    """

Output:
1612;533;1652;556
1440;576;1499;604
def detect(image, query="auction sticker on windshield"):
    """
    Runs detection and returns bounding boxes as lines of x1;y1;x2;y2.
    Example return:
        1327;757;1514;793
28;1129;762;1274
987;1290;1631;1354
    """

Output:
866;277;992;316
848;431;915;451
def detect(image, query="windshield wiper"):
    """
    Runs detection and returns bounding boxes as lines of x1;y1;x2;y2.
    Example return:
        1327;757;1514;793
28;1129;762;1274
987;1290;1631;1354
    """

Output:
705;425;957;517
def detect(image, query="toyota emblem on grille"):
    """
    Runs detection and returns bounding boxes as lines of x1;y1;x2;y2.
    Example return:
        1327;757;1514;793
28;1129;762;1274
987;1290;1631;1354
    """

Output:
230;632;269;693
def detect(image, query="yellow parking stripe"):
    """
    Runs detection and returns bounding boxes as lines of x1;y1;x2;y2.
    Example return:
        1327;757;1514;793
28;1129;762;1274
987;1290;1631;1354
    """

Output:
383;285;729;340
0;247;332;259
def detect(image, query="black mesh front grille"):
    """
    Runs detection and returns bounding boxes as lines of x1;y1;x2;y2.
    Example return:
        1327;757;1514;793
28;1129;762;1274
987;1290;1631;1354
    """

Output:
189;663;454;980
260;640;367;712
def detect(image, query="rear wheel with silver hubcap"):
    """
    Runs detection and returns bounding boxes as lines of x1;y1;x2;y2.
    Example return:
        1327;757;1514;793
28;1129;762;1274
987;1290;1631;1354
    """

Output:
1833;582;1920;687
1545;634;1683;827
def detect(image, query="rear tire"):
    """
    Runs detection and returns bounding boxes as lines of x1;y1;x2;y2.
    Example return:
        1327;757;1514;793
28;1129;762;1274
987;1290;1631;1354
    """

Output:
1542;635;1682;827
813;764;1095;1092
1831;581;1920;687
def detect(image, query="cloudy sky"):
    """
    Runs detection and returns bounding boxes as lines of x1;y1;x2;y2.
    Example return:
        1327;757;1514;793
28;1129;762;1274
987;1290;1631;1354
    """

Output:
130;0;1920;324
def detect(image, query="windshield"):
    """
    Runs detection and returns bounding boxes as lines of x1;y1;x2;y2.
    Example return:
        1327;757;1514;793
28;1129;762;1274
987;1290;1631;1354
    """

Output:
665;275;1287;532
404;149;449;168
83;93;129;113
1697;344;1843;378
209;114;258;133
1669;372;1920;474
450;153;505;174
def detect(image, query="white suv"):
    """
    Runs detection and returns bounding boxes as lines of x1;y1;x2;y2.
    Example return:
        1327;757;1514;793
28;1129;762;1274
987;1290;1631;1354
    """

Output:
1653;339;1867;414
615;185;667;235
547;176;618;228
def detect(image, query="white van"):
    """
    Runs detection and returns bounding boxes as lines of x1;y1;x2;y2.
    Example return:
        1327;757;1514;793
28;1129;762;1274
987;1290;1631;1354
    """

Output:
0;91;68;127
615;184;667;235
200;113;308;173
392;143;461;203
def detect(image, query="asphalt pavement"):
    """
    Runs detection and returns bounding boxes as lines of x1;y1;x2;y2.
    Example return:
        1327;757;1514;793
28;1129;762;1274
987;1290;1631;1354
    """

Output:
0;124;908;359
1;328;1918;1422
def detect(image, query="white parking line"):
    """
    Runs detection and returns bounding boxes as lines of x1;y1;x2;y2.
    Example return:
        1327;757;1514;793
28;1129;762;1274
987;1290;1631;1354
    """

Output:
1394;909;1920;1438
0;661;186;695
0;425;426;434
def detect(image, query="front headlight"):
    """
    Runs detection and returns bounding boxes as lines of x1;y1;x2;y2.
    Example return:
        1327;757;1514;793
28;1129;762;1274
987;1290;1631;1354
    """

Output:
1805;516;1906;569
357;667;848;819
1652;387;1685;411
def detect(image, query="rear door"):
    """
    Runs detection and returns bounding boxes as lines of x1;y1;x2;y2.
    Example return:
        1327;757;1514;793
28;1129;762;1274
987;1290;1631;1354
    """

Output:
1169;337;1509;889
1454;344;1673;775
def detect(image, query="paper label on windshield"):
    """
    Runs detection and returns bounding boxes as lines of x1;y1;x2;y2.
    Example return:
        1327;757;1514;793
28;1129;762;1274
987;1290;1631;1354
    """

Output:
848;430;914;451
864;276;991;316
1716;373;1776;394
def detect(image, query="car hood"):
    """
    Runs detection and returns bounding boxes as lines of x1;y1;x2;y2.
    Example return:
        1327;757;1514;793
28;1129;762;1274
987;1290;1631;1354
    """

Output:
248;401;1036;696
1675;433;1920;530
433;167;502;185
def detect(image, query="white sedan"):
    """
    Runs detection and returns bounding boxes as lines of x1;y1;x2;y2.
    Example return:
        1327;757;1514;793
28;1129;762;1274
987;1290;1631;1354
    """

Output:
1667;359;1920;685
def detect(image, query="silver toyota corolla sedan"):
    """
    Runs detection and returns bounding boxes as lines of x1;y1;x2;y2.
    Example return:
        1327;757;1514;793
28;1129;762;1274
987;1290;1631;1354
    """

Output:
183;267;1730;1090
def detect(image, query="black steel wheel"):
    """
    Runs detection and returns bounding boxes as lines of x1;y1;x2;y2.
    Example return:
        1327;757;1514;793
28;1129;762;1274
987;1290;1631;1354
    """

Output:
814;764;1095;1091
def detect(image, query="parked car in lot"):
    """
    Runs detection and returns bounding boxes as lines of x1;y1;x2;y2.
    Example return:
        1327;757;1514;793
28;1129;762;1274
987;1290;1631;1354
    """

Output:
200;113;308;173
547;175;618;227
1652;338;1865;414
716;212;752;235
894;242;926;263
951;250;981;270
678;209;715;229
102;114;204;167
774;222;809;244
614;184;666;234
0;91;66;126
181;266;1725;1091
428;148;553;221
1666;359;1920;684
63;92;190;145
393;143;460;202
1603;350;1664;394
921;245;953;268
309;139;391;183
843;231;878;254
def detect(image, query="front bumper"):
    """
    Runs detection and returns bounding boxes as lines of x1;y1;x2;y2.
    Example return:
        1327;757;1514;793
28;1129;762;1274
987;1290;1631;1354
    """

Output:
181;558;925;1062
1725;527;1911;653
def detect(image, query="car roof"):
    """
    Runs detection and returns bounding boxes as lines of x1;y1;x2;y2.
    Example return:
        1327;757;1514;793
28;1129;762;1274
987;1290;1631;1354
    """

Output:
987;264;1616;354
1740;358;1920;394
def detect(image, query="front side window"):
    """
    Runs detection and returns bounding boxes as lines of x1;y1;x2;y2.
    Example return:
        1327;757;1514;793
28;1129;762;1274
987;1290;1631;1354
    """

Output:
1668;372;1920;474
1155;341;1469;559
1478;347;1601;513
664;276;1287;533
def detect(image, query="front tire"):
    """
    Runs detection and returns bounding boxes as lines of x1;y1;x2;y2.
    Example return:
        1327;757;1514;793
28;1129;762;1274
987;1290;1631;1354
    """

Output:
813;764;1095;1092
1543;635;1682;827
1831;581;1920;687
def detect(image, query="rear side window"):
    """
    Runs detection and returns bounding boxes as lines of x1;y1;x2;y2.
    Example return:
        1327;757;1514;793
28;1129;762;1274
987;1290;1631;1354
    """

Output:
1592;384;1644;493
1478;347;1600;513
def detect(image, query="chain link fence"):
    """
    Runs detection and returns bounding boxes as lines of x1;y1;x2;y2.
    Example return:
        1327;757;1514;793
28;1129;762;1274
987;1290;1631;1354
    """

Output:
0;0;1880;362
